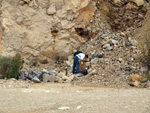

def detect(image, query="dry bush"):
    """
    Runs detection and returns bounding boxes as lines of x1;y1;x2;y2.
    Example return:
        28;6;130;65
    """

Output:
0;54;23;79
54;51;68;64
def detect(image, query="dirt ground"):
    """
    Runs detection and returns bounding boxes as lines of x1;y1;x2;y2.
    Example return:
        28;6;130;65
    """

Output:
0;80;150;113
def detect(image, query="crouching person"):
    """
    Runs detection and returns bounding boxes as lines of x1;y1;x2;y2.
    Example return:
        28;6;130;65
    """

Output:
72;52;88;74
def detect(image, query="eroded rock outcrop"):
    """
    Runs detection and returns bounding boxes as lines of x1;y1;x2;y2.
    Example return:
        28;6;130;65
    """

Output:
0;0;96;61
0;0;148;66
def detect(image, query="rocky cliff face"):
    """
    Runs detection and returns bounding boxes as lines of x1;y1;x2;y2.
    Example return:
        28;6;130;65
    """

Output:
0;0;96;61
0;0;148;64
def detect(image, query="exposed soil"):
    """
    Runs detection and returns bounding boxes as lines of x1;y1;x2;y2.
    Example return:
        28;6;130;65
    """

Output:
0;79;150;113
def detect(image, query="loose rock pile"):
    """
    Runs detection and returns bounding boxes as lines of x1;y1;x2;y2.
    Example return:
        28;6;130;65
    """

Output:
69;29;150;88
21;69;77;83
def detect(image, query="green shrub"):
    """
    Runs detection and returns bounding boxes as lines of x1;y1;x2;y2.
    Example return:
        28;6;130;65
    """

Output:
0;54;23;79
0;57;12;78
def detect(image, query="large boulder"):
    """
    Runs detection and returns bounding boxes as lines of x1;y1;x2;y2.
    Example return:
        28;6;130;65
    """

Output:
43;74;56;82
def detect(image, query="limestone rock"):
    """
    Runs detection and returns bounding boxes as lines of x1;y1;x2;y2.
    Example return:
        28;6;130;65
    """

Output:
61;20;69;29
130;74;147;82
47;3;56;15
103;44;111;49
109;39;118;45
128;0;144;6
37;0;49;8
57;72;70;81
32;76;41;83
113;0;121;4
43;74;55;82
130;80;140;87
55;76;63;83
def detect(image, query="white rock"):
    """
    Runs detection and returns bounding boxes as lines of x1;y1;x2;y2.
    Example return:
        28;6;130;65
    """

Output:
118;58;122;62
113;0;121;4
42;69;49;73
61;20;69;29
80;0;90;9
57;72;70;81
103;44;111;49
32;76;41;83
77;106;82;109
58;106;70;110
66;61;72;66
47;3;56;15
132;80;140;87
120;32;125;37
109;39;118;45
43;74;55;82
129;39;138;46
71;0;81;8
107;46;113;50
128;0;144;6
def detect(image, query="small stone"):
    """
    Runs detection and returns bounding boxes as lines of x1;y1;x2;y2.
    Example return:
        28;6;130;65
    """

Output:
128;0;144;6
69;75;76;81
118;58;122;62
57;72;68;81
120;32;125;37
125;42;131;47
42;69;48;73
19;1;25;5
129;39;138;46
130;74;147;82
106;46;113;51
47;3;56;15
43;74;55;82
55;77;63;83
32;76;41;83
138;13;144;19
109;39;118;45
76;73;83;77
103;44;110;49
58;106;69;110
130;80;140;87
77;106;82;109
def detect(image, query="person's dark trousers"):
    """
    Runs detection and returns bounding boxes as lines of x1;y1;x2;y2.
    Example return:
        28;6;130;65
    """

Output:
72;56;80;73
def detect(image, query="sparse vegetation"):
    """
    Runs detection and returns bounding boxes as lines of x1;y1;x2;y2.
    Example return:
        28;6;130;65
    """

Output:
143;34;150;80
41;59;48;64
32;60;38;66
54;51;68;64
0;54;23;79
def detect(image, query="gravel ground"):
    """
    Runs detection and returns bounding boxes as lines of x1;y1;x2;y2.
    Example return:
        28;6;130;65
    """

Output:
0;80;150;113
